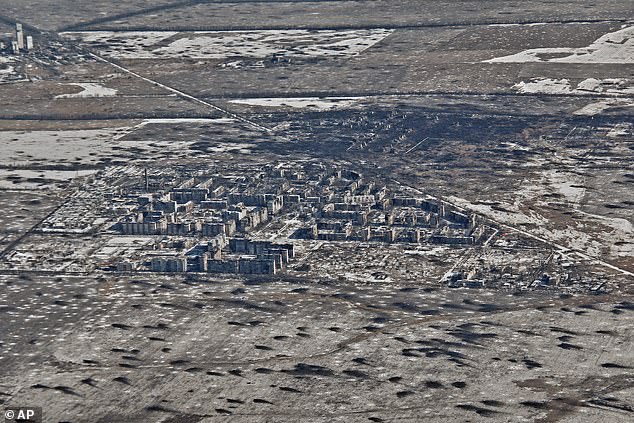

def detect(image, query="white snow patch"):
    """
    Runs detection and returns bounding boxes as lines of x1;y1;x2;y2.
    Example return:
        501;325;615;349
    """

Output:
576;78;627;94
206;143;253;153
542;170;585;205
0;127;200;167
545;228;603;257
573;99;634;116
55;82;118;98
0;169;97;189
607;123;632;137
511;77;634;115
229;97;365;111
485;25;634;63
447;196;548;226
513;77;634;96
576;78;634;95
135;117;235;126
61;29;394;60
114;118;236;140
560;210;634;259
0;129;126;166
513;78;572;94
61;31;177;49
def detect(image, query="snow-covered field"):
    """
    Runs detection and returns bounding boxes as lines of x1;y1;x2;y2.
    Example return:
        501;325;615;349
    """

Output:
114;117;235;140
510;78;634;115
0;128;128;166
541;169;585;206
0;169;97;189
205;142;254;154
61;31;178;55
55;82;118;98
513;77;634;96
485;25;634;63
486;25;634;115
61;29;394;60
0;117;250;171
447;196;548;227
513;78;573;94
573;99;634;116
133;117;235;125
0;126;196;168
229;96;366;111
449;164;634;262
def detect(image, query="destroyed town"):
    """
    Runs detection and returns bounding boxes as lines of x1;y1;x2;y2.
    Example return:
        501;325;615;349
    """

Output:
0;1;633;423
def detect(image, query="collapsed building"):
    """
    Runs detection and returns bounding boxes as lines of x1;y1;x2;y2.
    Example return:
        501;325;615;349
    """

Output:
302;175;486;245
149;237;294;275
110;162;490;276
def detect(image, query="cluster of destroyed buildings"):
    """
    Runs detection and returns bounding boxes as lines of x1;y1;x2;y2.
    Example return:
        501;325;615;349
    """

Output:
307;193;485;244
107;162;487;276
297;168;486;245
0;162;605;292
131;238;295;276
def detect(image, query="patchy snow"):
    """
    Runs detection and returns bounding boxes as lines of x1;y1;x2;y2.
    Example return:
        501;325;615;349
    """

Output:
450;167;633;262
573;99;634;116
511;77;634;115
485;25;634;63
0;128;127;166
565;210;634;259
114;117;236;140
488;22;550;28
513;77;634;96
403;246;450;256
447;196;548;226
576;78;634;95
229;97;365;111
573;101;613;116
499;27;634;116
0;169;97;189
38;227;93;234
134;117;235;126
513;168;587;208
0;169;97;179
513;78;572;94
542;170;585;205
60;31;177;50
545;228;603;257
607;123;632;137
55;83;118;98
94;236;156;260
0;56;18;83
205;142;253;154
219;60;265;69
62;29;394;60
